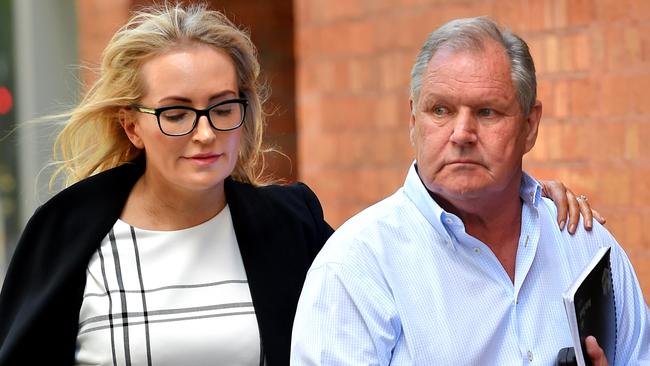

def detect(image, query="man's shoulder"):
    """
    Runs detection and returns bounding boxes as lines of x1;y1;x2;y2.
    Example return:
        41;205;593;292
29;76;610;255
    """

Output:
536;197;621;270
538;197;614;240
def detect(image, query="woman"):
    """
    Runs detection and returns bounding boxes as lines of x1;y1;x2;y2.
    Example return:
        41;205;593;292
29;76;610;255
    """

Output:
0;3;600;365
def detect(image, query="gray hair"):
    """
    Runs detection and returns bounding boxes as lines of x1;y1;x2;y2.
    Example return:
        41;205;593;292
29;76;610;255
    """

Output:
410;16;537;116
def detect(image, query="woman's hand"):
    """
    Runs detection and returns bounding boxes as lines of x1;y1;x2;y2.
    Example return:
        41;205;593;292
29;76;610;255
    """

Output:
539;180;606;234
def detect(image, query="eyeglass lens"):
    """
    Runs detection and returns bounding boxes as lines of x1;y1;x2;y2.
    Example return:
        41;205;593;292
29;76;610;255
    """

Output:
159;101;244;135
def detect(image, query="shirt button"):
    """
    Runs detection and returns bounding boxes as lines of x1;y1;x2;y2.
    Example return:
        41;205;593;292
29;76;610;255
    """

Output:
527;350;533;362
445;218;453;224
473;247;480;254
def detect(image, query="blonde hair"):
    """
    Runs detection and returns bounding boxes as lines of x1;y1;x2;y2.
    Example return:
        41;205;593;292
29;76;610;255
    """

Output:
51;2;271;187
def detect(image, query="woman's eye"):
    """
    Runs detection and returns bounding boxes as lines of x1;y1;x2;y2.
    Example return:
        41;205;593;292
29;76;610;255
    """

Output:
213;107;233;116
162;110;191;122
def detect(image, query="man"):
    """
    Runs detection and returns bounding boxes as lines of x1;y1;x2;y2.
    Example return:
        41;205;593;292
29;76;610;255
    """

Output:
291;17;649;365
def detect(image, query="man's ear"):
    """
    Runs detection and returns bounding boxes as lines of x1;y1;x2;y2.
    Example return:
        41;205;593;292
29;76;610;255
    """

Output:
524;100;542;153
119;107;144;150
409;99;417;147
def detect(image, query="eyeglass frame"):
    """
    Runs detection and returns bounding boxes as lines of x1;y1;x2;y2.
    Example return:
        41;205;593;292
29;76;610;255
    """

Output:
131;98;249;136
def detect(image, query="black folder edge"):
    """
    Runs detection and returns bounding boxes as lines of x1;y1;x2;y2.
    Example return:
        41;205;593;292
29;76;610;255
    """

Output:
561;246;616;366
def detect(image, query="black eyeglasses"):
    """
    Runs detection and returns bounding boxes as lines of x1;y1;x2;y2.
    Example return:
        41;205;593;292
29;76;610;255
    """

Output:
133;98;248;136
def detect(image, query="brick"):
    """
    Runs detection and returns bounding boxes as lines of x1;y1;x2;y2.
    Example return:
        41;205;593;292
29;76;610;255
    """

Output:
527;123;548;161
603;24;650;70
584;121;626;162
394;130;415;163
365;0;397;14
595;0;631;22
624;123;641;160
524;0;548;32
637;122;650;158
295;27;319;60
629;0;650;21
596;168;632;206
568;78;597;117
567;0;594;26
301;131;340;167
536;79;553;117
293;0;311;26
550;0;568;29
527;36;547;74
374;94;401;129
315;61;338;92
539;121;562;160
544;35;561;73
296;61;318;95
629;167;650;208
554;80;570;118
296;95;323;133
571;32;592;71
321;95;376;132
347;57;379;92
318;20;375;57
77;0;131;88
629;74;650;115
598;76;634;116
378;51;412;91
590;30;607;72
320;0;364;22
371;130;401;165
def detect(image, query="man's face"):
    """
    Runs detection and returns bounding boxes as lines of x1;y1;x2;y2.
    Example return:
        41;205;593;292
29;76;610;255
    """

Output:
409;39;541;205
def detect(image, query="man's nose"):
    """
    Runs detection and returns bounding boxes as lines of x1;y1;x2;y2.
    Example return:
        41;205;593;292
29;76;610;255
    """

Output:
449;110;478;145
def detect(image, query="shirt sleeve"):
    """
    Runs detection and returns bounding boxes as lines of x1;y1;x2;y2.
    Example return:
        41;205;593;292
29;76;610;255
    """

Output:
291;251;400;366
610;240;650;364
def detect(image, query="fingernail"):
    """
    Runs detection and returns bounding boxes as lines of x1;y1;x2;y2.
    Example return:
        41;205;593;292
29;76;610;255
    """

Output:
560;220;566;230
569;223;577;233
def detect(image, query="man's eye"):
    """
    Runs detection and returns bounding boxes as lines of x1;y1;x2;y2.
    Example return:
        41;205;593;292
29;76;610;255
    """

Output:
432;106;448;116
477;108;494;117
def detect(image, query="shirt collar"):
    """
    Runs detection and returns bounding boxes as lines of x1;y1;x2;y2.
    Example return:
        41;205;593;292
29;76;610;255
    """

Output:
402;161;543;235
402;162;453;241
520;171;542;207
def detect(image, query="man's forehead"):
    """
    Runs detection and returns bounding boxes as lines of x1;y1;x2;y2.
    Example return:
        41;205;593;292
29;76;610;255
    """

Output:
420;43;515;97
427;39;510;71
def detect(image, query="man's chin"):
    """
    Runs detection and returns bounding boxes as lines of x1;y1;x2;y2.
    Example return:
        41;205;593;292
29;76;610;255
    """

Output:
428;183;487;201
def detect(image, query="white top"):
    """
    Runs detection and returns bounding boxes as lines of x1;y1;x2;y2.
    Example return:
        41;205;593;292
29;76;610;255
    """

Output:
76;205;262;366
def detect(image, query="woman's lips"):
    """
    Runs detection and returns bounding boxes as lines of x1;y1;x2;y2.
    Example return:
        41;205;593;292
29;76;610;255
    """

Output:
186;153;222;165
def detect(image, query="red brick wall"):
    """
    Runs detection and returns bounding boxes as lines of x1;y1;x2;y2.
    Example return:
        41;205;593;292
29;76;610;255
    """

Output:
294;0;650;300
77;0;131;89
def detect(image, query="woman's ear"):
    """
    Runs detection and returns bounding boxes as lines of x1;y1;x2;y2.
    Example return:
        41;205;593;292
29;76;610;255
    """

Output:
119;107;144;149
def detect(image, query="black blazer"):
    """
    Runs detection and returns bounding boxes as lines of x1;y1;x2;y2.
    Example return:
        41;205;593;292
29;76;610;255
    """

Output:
0;160;333;365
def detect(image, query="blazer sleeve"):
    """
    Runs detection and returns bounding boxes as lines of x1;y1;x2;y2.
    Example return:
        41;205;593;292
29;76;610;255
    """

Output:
296;182;335;257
